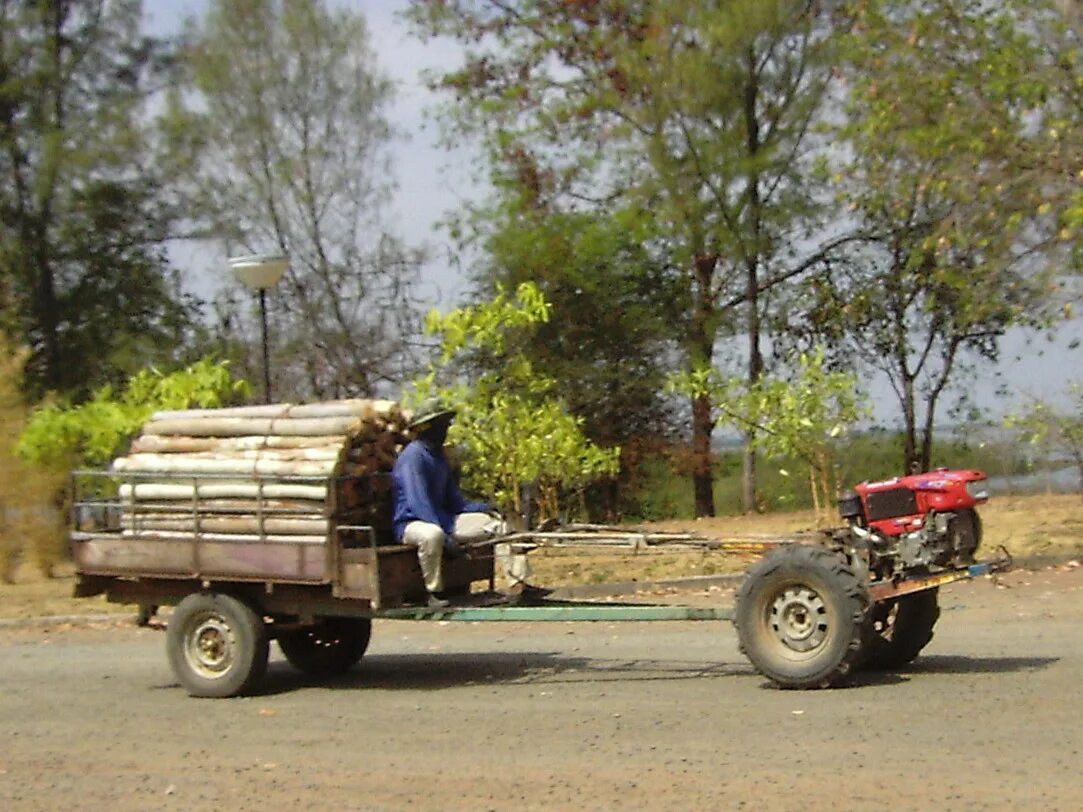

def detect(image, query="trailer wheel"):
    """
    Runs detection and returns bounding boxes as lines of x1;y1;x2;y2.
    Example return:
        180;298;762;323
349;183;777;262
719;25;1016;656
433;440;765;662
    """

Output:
167;593;269;698
735;544;869;689
277;617;372;678
862;588;940;670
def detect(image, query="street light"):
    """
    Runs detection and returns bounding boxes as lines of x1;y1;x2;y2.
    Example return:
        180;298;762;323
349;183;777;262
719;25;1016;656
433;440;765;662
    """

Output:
229;253;288;404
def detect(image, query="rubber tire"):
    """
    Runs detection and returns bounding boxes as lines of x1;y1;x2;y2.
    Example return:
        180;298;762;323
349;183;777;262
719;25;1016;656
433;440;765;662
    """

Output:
735;544;870;689
167;592;269;698
951;509;982;564
277;617;372;678
862;588;940;670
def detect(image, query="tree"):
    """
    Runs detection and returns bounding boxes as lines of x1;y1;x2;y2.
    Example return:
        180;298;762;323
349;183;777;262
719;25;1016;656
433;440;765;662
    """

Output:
409;0;848;516
0;0;201;399
786;0;1079;473
413;282;620;524
172;0;424;400
452;194;683;513
671;348;868;520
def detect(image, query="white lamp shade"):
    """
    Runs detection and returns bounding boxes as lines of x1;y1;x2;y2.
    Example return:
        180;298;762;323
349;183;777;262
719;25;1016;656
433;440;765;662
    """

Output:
229;254;288;290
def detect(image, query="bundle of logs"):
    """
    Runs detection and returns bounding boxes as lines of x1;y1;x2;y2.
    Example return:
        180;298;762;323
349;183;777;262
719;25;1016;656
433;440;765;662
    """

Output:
110;400;412;546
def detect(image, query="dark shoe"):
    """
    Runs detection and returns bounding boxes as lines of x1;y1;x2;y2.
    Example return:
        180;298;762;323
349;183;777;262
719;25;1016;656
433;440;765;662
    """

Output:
427;593;450;609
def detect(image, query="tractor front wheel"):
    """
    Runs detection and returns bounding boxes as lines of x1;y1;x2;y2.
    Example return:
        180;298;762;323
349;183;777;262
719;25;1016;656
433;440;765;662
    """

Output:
735;544;870;689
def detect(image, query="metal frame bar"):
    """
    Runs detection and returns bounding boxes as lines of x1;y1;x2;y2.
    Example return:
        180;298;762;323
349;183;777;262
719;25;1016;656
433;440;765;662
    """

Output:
868;559;1008;602
374;603;735;622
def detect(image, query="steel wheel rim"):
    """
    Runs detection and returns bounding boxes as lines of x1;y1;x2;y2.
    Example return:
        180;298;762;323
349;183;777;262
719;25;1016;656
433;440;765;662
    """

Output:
767;585;829;656
871;601;899;642
184;612;236;680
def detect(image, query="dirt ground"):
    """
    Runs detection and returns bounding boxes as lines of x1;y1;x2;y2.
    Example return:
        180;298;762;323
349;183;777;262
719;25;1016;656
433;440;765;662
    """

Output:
2;564;1083;812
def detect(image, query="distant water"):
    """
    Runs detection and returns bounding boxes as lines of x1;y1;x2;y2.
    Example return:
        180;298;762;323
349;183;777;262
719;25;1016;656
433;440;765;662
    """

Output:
985;466;1080;495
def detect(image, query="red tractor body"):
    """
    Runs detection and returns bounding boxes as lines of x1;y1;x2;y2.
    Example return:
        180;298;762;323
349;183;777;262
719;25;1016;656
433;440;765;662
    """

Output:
837;468;990;577
851;469;989;538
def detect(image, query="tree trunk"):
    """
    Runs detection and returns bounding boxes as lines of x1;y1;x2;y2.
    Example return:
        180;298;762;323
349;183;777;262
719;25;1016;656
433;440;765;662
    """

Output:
741;273;763;511
920;415;936;473
690;252;718;518
692;392;715;517
34;236;62;392
901;373;920;474
918;340;959;473
740;46;764;514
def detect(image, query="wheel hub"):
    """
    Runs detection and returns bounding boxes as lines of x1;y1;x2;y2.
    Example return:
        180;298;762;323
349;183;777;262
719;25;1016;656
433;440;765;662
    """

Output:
769;586;828;653
185;614;235;679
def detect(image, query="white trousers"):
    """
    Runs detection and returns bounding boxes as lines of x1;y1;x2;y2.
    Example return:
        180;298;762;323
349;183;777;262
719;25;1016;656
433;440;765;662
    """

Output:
403;512;506;593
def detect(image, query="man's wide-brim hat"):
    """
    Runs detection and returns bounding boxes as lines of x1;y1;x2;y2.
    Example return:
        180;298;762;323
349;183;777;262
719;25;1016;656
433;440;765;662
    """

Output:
408;397;456;429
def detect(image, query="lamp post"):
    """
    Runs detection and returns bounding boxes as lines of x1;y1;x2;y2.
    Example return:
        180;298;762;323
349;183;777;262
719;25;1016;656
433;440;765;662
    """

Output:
229;254;288;404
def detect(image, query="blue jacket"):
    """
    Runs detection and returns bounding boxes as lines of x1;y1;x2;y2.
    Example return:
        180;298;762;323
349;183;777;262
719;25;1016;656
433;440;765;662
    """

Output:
391;438;489;541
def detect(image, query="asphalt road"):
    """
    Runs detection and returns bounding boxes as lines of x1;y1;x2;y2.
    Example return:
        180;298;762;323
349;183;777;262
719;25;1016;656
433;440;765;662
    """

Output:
2;567;1082;812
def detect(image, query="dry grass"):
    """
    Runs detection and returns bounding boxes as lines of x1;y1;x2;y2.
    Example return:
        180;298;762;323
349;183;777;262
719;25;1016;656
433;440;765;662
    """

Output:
643;492;1083;561
0;578;129;620
0;339;67;583
1;491;1079;620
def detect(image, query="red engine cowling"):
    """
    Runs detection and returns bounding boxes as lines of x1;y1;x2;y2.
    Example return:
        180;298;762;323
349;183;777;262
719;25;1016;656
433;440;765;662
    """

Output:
848;468;989;538
837;468;989;575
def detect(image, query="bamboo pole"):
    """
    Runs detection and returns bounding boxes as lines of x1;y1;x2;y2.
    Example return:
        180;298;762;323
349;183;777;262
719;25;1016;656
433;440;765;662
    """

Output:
150;399;405;423
120;529;327;544
142;416;365;437
127;498;327;515
131;435;348;454
113;454;338;477
119;483;328;501
122;516;329;535
125;447;343;463
286;399;402;419
151;404;293;421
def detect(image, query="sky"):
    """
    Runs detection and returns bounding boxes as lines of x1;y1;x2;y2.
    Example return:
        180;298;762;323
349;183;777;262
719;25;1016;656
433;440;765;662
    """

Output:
145;0;1081;422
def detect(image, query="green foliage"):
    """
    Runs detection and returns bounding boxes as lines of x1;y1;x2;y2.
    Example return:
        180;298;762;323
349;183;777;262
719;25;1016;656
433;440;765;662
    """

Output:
453;201;682;453
622;431;1030;521
412;283;620;522
841;0;1079;255
18;359;249;469
669;349;869;517
413;0;1083;516
408;0;842;515
738;351;869;463
779;0;1082;472
425;282;551;364
452;394;621;520
839;0;1073;264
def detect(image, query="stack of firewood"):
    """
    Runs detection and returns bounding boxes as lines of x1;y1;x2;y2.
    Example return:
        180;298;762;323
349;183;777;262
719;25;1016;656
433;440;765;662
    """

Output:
111;400;411;545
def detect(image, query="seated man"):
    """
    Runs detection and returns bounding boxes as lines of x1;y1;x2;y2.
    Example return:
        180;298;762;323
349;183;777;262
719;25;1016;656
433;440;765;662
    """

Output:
391;398;505;608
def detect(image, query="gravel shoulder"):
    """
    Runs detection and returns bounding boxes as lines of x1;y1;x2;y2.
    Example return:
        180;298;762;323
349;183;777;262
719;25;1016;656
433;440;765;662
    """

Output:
2;565;1082;811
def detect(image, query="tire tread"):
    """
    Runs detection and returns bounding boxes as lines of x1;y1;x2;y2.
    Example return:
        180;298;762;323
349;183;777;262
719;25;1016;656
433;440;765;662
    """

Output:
735;544;869;689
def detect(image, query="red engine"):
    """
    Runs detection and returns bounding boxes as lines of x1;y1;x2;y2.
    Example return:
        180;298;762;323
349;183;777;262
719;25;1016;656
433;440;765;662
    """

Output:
838;469;989;575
